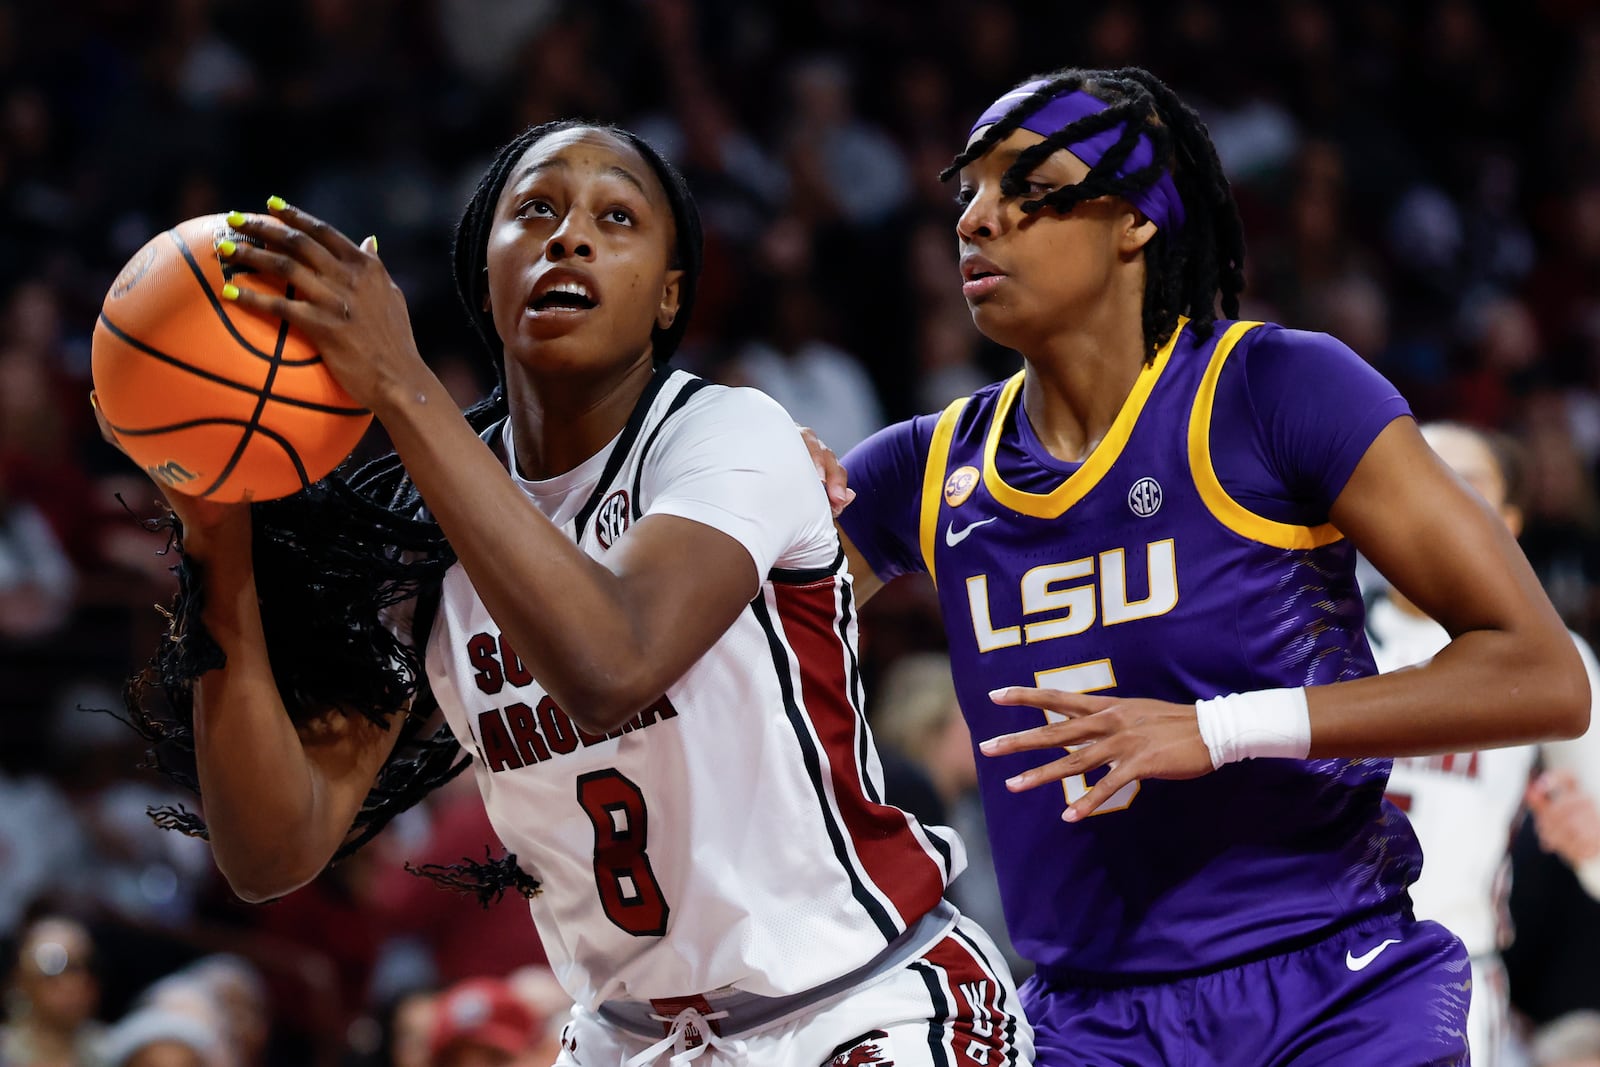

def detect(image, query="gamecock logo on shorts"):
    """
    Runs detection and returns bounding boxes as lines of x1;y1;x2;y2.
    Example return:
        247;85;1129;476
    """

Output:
825;1029;894;1066
595;489;630;549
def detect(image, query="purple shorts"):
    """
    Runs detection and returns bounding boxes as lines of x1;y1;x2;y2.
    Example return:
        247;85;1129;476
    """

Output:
1024;913;1470;1066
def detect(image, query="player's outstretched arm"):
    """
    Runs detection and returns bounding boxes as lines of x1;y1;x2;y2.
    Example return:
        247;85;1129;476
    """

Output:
1312;416;1588;752
983;416;1589;821
95;394;405;901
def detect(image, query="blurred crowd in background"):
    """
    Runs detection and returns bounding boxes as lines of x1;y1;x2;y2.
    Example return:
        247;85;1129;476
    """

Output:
5;0;1600;1064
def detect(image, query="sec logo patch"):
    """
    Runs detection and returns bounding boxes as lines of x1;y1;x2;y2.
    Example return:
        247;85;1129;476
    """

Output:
595;489;630;548
1128;477;1162;517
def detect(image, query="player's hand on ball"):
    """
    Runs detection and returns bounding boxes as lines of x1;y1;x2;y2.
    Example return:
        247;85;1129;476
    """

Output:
89;391;246;532
217;198;425;413
979;688;1214;821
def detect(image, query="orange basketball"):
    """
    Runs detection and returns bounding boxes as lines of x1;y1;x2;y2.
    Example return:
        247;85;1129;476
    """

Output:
91;214;373;502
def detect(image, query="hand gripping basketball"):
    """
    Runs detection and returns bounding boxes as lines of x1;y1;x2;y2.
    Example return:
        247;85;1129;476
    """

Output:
91;213;375;502
217;198;429;416
89;389;246;536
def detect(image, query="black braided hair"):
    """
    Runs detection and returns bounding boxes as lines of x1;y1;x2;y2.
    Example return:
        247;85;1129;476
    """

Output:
942;66;1246;362
120;120;705;898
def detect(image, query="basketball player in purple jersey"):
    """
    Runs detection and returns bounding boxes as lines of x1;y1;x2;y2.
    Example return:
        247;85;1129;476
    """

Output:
831;67;1589;1064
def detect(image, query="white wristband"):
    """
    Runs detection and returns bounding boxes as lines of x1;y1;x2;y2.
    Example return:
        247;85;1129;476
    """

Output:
1194;687;1312;769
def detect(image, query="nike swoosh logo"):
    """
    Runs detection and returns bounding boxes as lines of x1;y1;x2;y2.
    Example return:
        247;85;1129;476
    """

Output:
1344;938;1400;971
945;517;998;547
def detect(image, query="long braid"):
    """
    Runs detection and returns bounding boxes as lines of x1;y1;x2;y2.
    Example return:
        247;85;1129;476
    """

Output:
945;66;1246;361
1016;108;1173;215
1120;68;1246;321
122;121;705;895
939;71;1088;181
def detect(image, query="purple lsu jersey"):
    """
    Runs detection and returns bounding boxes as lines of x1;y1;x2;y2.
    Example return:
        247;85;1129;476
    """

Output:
890;320;1421;978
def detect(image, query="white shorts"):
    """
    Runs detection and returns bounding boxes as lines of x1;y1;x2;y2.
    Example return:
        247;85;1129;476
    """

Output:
553;914;1034;1067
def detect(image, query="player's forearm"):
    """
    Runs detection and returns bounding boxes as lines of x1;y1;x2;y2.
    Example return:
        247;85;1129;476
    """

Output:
839;528;884;605
1306;622;1589;756
184;521;342;901
373;375;681;731
1323;418;1589;754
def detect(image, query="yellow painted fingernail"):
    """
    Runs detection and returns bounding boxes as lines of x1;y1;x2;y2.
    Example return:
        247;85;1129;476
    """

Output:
266;195;287;211
89;391;99;410
221;283;240;300
365;235;378;253
226;210;246;228
216;239;237;256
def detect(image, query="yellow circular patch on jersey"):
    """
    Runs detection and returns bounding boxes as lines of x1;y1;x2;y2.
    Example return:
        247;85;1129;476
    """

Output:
944;465;980;507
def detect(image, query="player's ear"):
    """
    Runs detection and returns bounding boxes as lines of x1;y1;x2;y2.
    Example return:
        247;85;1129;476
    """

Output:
656;269;683;331
1121;211;1159;256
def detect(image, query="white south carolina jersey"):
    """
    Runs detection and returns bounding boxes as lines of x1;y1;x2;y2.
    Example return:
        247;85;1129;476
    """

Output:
423;371;963;1011
1366;595;1600;957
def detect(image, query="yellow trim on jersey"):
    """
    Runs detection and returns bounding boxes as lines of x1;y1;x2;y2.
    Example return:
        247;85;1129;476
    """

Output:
1188;320;1345;549
980;320;1187;519
918;397;970;586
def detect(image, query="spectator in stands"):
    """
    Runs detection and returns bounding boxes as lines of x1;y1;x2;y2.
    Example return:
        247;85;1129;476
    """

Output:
0;916;103;1067
96;1009;223;1067
426;978;554;1067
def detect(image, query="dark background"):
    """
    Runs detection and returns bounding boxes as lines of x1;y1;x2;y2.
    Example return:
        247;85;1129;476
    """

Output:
3;1;1600;1065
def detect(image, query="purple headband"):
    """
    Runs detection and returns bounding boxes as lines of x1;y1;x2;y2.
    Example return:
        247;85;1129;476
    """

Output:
968;81;1186;232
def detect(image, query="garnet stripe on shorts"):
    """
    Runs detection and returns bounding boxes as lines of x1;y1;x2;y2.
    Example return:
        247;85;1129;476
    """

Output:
919;931;1017;1067
947;926;1021;1067
772;577;948;926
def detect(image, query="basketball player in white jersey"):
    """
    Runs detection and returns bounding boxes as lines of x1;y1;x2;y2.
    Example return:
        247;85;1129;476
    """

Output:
105;121;1032;1067
1366;422;1600;1067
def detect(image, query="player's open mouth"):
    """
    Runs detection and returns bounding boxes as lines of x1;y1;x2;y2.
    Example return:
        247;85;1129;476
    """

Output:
532;286;596;311
959;252;1006;300
526;269;601;316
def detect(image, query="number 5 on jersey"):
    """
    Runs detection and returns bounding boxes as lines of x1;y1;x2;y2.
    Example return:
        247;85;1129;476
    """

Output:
576;769;670;936
1035;659;1140;815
